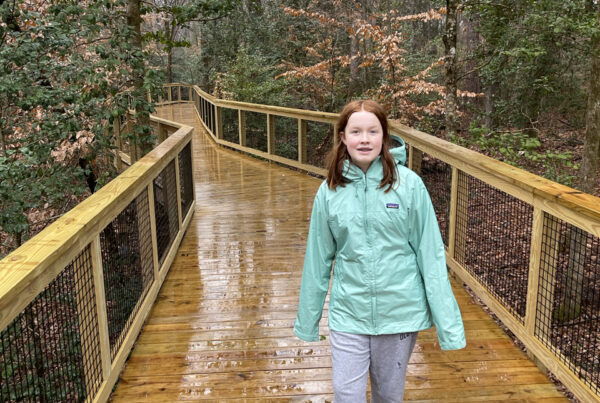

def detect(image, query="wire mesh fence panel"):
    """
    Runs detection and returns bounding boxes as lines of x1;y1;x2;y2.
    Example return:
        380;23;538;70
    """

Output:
419;153;451;247
535;213;600;395
180;87;189;101
0;247;102;402
306;121;332;169
170;87;178;102
178;142;194;218
222;108;238;144
200;100;206;131
209;104;215;135
198;97;204;122
455;171;532;321
100;189;154;359
162;88;169;102
154;160;180;267
244;111;267;153
402;141;410;168
273;116;298;161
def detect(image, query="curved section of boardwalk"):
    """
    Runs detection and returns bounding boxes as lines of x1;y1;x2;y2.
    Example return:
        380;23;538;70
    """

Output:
110;105;568;402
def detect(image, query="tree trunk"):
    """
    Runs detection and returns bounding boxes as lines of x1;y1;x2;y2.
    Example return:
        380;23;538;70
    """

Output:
484;82;497;130
167;47;173;83
461;15;482;94
166;21;174;83
443;0;459;140
578;15;600;195
348;20;361;99
554;10;600;323
126;0;152;156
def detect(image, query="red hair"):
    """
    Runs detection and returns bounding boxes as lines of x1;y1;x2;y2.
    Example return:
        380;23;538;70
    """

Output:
326;100;397;192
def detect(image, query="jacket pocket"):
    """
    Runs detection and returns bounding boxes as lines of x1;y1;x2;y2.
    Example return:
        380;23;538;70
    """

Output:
330;259;344;310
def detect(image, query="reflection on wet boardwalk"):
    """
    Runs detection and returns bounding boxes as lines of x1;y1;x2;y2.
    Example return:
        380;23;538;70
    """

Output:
110;105;568;402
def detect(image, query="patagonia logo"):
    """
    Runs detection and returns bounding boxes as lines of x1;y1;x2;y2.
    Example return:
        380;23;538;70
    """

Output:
386;203;399;209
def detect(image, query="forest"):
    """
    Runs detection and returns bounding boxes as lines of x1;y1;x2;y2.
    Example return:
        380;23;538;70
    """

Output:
1;0;599;257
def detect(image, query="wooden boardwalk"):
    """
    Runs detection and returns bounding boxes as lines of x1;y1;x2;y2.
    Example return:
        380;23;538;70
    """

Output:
110;104;569;402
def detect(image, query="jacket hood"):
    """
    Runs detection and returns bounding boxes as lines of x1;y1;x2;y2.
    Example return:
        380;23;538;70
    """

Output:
342;134;406;182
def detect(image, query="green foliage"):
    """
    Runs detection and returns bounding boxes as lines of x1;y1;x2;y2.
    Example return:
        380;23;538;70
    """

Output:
0;0;162;254
217;48;291;106
454;124;578;185
467;0;598;128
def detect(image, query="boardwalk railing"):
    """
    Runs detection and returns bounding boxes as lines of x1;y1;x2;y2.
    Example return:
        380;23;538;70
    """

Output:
0;114;195;402
162;83;600;403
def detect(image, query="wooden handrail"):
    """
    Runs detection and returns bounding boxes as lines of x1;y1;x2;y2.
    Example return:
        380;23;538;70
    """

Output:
0;112;195;403
393;122;600;228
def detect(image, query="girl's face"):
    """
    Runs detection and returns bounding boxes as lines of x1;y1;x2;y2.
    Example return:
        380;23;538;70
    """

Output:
340;110;384;173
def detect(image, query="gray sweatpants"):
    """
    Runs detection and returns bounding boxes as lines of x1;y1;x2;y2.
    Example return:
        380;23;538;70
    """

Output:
329;330;418;403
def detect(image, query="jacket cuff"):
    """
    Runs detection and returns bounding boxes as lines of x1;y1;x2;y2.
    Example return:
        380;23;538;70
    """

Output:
439;338;467;351
294;326;319;342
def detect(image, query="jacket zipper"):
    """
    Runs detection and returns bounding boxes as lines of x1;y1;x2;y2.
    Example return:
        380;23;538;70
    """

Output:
363;172;376;332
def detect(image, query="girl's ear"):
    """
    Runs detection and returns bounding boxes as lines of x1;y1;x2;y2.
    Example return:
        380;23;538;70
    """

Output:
339;131;346;145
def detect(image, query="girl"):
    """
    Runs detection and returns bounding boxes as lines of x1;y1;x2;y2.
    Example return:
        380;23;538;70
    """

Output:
294;100;466;402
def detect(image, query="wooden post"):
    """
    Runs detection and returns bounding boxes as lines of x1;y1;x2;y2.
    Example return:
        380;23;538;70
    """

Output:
136;191;154;278
157;123;168;143
147;183;160;282
411;148;423;175
333;123;340;147
454;170;469;264
525;207;544;337
447;166;459;258
531;211;561;341
298;118;307;164
177;86;181;102
174;156;183;227
238;110;247;146
267;114;275;154
91;236;111;379
167;86;172;102
188;86;192;101
215;106;223;140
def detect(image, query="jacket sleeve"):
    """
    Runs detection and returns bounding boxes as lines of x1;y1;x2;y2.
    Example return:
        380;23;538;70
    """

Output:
409;176;466;350
294;184;336;342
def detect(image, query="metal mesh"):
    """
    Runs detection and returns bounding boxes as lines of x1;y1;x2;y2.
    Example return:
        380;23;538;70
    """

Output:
454;171;532;321
419;153;452;247
0;247;102;402
200;98;207;127
209;103;215;135
535;213;600;394
245;111;268;152
180;87;189;101
306;121;332;169
100;189;154;359
170;87;178;102
403;142;411;168
222;108;238;143
162;87;169;103
154;160;180;266
195;95;200;121
178;142;194;218
273;116;297;161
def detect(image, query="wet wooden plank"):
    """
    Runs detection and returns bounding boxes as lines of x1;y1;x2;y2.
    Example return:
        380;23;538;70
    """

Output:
109;105;568;402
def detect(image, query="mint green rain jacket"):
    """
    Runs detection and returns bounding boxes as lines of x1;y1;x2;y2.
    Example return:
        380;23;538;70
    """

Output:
294;136;466;350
